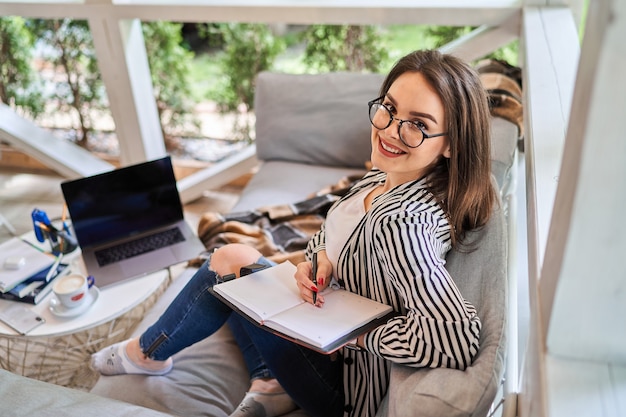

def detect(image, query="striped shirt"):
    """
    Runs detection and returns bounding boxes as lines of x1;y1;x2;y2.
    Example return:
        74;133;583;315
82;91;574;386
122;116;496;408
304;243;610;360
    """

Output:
306;169;481;417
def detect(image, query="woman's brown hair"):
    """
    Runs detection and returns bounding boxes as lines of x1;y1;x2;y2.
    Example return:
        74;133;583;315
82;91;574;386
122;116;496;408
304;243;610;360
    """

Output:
379;50;496;247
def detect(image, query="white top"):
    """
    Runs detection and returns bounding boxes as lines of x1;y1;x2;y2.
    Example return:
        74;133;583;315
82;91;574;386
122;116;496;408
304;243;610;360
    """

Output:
324;186;370;279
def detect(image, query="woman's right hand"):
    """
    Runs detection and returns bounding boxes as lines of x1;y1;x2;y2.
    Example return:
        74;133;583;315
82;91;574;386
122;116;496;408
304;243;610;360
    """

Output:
294;251;332;306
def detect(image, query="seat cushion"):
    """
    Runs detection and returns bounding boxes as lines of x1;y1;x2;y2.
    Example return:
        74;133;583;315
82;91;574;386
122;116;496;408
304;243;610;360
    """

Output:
231;160;366;212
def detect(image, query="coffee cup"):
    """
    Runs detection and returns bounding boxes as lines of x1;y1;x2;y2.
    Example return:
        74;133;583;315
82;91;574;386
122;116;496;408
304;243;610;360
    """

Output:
52;274;95;309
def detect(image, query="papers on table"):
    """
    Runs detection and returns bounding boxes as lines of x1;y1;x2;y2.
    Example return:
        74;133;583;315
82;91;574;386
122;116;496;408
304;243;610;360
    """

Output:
0;238;54;293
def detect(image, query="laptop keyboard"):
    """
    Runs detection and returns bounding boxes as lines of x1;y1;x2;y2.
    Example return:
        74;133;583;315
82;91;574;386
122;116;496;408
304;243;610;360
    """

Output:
95;228;185;267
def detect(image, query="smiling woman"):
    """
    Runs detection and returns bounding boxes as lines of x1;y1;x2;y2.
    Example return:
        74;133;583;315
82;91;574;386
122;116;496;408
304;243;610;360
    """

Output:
368;71;451;187
89;49;500;417
370;50;495;247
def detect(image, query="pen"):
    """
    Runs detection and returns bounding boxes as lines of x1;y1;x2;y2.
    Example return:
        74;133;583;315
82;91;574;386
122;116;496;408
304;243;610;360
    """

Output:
312;252;318;305
60;204;68;252
19;238;47;253
46;253;63;282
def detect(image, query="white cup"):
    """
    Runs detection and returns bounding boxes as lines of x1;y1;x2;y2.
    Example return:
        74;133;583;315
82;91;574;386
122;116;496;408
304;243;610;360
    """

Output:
52;274;95;309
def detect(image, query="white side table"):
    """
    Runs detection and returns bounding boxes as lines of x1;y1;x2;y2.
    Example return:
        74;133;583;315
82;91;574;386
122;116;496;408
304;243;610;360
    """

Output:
0;246;176;390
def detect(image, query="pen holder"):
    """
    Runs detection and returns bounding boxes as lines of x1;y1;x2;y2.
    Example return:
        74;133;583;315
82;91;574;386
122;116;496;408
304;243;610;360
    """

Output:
46;230;78;255
31;208;78;255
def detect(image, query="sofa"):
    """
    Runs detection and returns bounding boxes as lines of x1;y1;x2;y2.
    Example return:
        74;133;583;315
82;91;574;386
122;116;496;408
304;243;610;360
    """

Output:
0;70;518;417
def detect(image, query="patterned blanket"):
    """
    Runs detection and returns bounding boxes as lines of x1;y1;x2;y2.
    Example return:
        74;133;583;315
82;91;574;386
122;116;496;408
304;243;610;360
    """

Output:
189;174;362;267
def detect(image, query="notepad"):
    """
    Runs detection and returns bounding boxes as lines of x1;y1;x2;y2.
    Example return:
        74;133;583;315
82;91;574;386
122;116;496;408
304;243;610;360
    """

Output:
0;238;54;293
211;261;396;353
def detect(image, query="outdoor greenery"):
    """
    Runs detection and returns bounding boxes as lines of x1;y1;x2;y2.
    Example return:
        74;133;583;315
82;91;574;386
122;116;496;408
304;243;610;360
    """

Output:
142;21;200;150
28;19;103;148
0;17;43;118
0;20;518;156
300;25;388;72
202;23;284;142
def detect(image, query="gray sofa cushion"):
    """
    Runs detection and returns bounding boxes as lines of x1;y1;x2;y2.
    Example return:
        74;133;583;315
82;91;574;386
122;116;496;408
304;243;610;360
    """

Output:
490;116;518;195
0;369;171;417
254;71;385;168
385;200;507;417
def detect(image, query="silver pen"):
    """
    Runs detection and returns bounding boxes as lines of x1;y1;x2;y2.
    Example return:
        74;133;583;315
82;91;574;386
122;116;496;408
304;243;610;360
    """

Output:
45;253;63;282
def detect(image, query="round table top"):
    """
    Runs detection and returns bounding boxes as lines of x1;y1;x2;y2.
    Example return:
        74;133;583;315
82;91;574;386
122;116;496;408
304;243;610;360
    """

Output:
0;257;170;338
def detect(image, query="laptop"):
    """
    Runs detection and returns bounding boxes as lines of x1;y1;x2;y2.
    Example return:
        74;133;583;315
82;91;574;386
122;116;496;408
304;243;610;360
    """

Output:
61;156;205;288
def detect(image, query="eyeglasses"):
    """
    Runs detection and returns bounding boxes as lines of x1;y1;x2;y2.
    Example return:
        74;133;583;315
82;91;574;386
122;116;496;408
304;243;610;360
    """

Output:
368;96;447;148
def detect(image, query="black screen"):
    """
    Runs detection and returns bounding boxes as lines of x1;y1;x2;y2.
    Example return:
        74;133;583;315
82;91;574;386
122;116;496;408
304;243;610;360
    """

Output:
61;156;183;248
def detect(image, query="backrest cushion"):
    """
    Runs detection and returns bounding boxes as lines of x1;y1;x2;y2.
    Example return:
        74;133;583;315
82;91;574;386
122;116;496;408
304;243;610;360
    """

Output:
385;197;508;417
254;72;385;168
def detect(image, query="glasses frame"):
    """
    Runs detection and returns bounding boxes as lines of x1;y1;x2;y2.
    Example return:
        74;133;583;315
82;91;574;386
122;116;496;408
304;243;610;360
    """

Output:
367;96;448;148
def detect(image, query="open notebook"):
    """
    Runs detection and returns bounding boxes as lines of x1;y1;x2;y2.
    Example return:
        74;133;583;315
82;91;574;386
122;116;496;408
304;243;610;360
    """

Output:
211;261;396;353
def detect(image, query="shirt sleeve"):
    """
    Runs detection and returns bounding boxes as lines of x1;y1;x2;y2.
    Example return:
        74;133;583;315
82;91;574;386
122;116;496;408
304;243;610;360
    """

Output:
306;221;326;261
363;210;481;370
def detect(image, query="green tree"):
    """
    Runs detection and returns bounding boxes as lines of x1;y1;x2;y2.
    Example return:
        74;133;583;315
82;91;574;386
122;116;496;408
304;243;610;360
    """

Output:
29;18;104;148
0;17;43;118
301;25;388;73
207;23;284;142
142;21;200;151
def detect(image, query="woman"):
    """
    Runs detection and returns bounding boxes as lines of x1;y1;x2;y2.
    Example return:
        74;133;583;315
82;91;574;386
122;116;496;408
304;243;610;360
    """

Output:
91;49;496;417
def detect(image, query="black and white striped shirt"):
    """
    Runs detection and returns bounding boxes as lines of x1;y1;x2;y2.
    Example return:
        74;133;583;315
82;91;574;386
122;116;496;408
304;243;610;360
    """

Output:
307;169;481;417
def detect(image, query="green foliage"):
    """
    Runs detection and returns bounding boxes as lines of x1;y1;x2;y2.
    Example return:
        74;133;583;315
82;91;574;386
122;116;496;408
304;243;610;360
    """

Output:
142;21;200;146
187;52;223;101
28;18;104;147
426;26;474;47
213;23;284;112
0;17;44;118
207;23;284;141
300;25;388;73
195;23;226;50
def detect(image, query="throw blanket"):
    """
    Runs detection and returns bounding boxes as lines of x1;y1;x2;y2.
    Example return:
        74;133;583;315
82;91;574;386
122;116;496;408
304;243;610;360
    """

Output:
476;58;524;140
189;174;362;268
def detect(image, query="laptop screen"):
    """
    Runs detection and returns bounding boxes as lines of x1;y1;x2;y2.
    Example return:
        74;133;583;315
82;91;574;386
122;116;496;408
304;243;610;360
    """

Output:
61;156;184;248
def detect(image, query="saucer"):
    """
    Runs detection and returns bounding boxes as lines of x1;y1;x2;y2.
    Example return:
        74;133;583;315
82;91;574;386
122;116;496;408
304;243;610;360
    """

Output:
49;286;100;318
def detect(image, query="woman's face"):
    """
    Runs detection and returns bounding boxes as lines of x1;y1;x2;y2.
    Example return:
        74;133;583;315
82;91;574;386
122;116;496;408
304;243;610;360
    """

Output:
370;71;450;186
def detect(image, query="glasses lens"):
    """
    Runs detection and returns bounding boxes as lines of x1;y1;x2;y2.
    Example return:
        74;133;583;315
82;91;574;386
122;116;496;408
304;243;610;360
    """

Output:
399;122;425;148
369;103;391;130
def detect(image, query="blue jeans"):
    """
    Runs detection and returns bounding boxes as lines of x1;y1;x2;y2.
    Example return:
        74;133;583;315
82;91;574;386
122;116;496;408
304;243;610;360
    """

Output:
139;259;344;417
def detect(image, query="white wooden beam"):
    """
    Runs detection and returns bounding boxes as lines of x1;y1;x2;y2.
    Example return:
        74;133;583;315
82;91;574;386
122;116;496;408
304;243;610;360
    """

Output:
0;104;114;178
89;17;166;166
440;12;521;62
177;145;258;204
544;0;626;364
517;6;579;417
0;1;522;26
522;7;579;281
